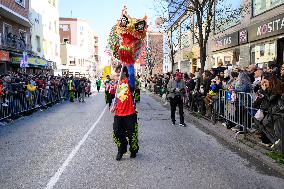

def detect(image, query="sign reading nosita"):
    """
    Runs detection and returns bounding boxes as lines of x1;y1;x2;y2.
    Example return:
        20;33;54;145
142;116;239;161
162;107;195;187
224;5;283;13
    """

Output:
212;32;239;51
248;13;284;42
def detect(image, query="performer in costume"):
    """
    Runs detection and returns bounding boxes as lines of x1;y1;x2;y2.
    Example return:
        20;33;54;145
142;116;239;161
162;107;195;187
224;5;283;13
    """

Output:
111;65;139;161
108;78;116;108
96;78;102;93
104;75;111;104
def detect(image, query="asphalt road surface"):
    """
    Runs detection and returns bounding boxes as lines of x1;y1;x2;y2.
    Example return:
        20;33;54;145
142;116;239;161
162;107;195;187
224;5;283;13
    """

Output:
0;92;284;189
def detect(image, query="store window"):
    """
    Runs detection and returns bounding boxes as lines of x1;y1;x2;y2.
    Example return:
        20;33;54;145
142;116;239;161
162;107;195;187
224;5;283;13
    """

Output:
181;16;191;49
224;56;231;65
251;41;276;66
253;0;284;16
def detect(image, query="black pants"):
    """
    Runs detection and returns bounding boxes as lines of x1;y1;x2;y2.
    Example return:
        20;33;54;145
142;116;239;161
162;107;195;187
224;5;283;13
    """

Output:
108;94;115;107
170;96;184;124
113;114;139;154
105;91;110;104
97;86;100;92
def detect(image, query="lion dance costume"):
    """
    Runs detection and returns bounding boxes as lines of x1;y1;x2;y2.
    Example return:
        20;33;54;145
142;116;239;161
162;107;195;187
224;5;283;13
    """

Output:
109;7;147;160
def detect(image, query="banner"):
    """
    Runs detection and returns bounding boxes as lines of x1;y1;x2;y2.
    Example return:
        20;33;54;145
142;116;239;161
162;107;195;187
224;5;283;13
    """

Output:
10;56;48;67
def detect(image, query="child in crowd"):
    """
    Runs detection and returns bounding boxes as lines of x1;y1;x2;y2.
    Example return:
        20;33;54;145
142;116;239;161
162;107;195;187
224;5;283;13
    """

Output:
0;80;8;107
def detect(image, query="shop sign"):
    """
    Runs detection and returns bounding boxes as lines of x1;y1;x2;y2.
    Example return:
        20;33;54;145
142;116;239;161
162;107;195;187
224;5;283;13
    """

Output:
0;50;9;61
212;32;239;51
10;56;48;67
248;13;284;42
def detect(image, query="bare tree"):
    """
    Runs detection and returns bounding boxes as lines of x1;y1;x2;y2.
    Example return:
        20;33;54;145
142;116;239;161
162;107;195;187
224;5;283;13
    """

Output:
153;0;247;73
147;32;164;75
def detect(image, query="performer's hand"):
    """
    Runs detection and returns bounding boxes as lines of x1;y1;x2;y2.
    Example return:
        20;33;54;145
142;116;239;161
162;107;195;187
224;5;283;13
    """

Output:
110;107;116;113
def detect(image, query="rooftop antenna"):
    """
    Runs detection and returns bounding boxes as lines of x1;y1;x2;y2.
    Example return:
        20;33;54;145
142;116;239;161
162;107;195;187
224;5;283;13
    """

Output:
71;10;73;18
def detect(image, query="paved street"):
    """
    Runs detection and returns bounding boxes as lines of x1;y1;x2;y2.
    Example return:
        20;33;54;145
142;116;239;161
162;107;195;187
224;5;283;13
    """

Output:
0;93;284;189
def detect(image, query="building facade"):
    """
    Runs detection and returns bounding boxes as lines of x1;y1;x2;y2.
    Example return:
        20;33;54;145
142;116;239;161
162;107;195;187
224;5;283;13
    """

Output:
59;18;98;78
0;0;31;73
28;0;60;73
208;0;284;69
165;0;284;73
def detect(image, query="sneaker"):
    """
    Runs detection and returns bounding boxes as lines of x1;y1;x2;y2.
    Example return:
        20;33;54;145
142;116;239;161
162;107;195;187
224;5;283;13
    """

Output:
222;122;227;127
130;152;137;158
116;152;123;161
231;125;241;132
171;122;175;125
2;103;8;107
271;139;281;149
179;123;187;127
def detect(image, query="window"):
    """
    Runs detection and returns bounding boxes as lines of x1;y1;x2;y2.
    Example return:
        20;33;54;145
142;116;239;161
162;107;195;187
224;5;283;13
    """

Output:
224;56;231;65
50;42;53;55
215;0;241;33
70;58;75;66
49;21;52;30
251;41;276;65
19;29;27;45
15;0;25;7
260;44;265;57
53;0;56;7
36;36;41;52
54;21;57;33
3;23;12;42
253;0;284;16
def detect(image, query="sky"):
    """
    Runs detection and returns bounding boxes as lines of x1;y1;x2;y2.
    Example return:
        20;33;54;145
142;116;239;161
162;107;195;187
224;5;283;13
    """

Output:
59;0;157;64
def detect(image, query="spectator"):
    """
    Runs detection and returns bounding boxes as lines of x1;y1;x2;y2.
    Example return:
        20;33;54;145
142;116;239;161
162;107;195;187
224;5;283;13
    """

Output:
280;64;284;82
167;72;186;127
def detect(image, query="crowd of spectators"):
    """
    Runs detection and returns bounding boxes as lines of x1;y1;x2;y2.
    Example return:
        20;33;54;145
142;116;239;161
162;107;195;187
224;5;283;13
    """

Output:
144;61;284;151
0;71;92;119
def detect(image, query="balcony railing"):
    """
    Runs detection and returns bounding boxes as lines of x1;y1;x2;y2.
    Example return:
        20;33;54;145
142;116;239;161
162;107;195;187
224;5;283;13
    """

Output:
0;34;31;52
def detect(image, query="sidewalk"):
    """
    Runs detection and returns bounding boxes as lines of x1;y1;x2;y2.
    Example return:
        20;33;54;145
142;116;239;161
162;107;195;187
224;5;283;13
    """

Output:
148;92;284;177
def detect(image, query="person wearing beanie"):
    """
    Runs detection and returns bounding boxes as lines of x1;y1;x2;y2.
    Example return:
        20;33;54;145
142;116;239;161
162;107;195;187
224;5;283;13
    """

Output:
167;72;186;127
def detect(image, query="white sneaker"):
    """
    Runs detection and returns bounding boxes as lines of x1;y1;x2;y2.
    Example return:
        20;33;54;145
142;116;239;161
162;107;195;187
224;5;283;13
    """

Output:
222;122;227;127
271;139;281;149
2;103;8;107
179;123;187;127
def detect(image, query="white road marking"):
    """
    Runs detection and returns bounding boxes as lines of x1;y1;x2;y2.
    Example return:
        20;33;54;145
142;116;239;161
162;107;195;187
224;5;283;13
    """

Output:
45;105;108;189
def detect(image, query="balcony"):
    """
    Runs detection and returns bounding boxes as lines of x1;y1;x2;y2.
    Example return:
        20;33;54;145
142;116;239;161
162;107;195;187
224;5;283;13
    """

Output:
0;33;31;52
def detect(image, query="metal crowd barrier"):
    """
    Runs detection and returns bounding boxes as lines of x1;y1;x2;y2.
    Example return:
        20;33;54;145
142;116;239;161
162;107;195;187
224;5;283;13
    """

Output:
215;90;253;133
0;88;65;121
